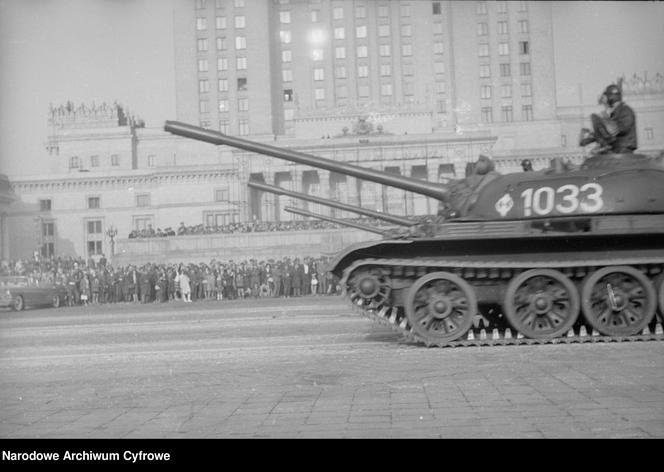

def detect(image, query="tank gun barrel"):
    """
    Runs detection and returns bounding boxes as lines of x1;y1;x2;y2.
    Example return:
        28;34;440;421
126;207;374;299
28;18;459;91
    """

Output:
249;180;413;226
284;207;387;235
164;120;451;202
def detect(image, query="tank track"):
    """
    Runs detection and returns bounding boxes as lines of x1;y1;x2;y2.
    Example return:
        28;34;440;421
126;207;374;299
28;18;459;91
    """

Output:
340;257;664;348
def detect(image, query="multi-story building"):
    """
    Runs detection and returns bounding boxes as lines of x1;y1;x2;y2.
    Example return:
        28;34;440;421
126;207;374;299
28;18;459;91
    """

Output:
2;1;663;263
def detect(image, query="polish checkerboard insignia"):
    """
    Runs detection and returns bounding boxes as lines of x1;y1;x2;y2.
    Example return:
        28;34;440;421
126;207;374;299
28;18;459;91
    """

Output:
495;193;513;217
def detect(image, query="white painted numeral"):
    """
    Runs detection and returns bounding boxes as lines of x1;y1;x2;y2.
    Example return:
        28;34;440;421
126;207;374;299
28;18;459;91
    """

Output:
519;183;604;217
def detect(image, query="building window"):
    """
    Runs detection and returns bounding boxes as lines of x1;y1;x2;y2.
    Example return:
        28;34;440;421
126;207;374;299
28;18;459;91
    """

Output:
111;154;119;166
400;4;411;16
87;220;102;235
357;45;368;58
147;154;156;167
356;25;367;38
404;82;414;96
476;2;487;15
313;68;324;81
235;15;245;28
199;79;210;93
379;44;391;57
481;107;493;123
402;44;412;56
311;10;319;22
333;7;343;19
90;155;99;167
238;97;249;111
403;63;414;76
219;121;230;134
234;0;245;7
520;83;532;97
39;199;52;211
498;43;509;55
518;1;528;12
477;22;488;36
358;65;369;77
314;88;325;100
502;106;513;122
380;84;393;96
237;77;247;91
480;85;492;99
497;1;507;14
380;64;391;76
355;5;366;18
238;119;249;136
312;49;323;60
645;127;654;140
216;16;226;29
334;27;345;39
235;36;246;50
519;20;529;33
217;57;228;70
200;120;211;129
196;0;206;9
500;63;511;77
433;23;443;34
196;18;207;30
219;99;229;112
479;64;491;78
520;62;531;76
378;25;390;37
378;5;389;17
88;196;100;209
133;216;153;232
522;105;533;121
336;85;348;98
401;24;412;37
282;69;292;82
69;156;80;169
280;11;291;23
215;188;229;202
561;135;567;147
478;44;489;57
501;84;512;98
236;57;247;69
284;109;294;121
358;85;370;98
282;50;292;62
218;78;228;92
335;66;347;79
434;62;445;74
433;41;444;54
199;100;209;113
498;21;508;35
433;2;442;15
198;59;209;72
436;81;446;94
136;194;151;207
519;41;529;55
437;100;446;113
197;38;208;52
280;30;291;43
335;46;346;59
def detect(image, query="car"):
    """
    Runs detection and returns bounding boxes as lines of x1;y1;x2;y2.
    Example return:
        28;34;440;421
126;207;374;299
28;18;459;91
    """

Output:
0;276;68;311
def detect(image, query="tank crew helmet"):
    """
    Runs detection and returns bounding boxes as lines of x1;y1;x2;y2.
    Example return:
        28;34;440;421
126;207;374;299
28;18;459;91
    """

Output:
521;159;533;171
604;84;622;106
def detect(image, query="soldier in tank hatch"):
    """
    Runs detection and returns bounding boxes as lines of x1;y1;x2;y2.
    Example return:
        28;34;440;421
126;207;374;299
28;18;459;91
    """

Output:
579;82;637;154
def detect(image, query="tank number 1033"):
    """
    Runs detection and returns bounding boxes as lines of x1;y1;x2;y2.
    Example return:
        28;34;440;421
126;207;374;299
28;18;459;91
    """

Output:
520;183;604;216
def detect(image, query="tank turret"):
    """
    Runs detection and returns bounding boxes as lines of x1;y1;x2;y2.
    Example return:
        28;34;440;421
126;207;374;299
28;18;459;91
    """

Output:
165;120;664;347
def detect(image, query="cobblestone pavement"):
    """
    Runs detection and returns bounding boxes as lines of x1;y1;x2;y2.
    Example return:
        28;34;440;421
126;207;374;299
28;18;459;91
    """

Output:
1;296;662;438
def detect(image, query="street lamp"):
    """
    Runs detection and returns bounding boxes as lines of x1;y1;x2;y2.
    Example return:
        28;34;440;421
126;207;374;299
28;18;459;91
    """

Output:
106;225;118;257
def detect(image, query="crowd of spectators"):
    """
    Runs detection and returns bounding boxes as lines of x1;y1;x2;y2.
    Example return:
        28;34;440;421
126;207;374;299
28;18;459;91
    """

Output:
1;254;341;307
128;216;394;239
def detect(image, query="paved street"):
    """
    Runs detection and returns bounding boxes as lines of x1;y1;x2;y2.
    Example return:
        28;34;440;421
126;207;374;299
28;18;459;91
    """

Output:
1;296;663;438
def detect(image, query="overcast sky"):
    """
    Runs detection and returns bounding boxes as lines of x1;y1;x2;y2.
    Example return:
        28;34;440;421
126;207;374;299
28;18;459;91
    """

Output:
1;0;663;177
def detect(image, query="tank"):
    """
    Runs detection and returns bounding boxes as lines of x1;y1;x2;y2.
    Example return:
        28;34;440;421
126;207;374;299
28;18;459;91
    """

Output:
165;120;664;347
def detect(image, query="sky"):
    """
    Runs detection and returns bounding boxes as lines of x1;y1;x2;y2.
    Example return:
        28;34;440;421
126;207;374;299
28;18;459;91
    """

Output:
1;0;663;178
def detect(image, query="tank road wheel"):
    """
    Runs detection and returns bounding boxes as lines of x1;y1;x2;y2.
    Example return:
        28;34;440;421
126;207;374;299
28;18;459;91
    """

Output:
52;295;61;308
405;272;477;345
655;273;664;322
346;268;391;310
12;295;25;312
581;266;656;336
503;269;580;339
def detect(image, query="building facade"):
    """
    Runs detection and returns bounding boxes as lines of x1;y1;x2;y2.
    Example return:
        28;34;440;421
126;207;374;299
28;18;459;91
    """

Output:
2;1;663;263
